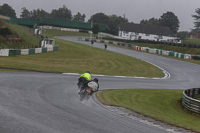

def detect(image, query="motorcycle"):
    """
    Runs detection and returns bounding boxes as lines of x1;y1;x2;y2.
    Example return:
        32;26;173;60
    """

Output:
77;78;99;101
79;86;92;101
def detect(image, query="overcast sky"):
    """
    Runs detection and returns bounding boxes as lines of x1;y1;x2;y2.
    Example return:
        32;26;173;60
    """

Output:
0;0;199;31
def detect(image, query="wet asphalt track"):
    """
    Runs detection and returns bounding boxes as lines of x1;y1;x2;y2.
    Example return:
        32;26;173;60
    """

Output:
0;36;200;133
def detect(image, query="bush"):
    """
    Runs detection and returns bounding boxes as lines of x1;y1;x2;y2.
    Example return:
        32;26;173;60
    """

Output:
0;36;4;43
0;19;5;28
0;27;12;37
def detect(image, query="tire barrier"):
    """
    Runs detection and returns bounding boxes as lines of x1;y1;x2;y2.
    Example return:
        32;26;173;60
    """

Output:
135;46;194;60
0;46;59;56
104;37;200;48
79;38;200;60
182;88;200;114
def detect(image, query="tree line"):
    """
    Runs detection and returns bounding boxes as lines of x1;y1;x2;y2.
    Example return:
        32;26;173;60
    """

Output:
140;12;179;34
1;3;200;36
20;5;86;22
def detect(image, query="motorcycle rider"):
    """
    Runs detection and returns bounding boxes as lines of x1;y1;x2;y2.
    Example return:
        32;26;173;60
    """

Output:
77;71;91;91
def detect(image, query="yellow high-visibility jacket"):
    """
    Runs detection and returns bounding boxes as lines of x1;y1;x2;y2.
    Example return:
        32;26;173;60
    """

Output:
80;73;91;80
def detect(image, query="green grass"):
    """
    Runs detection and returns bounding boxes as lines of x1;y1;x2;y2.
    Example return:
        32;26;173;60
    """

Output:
100;38;200;65
97;89;200;132
0;39;164;77
4;23;42;48
2;23;90;49
0;68;29;72
42;29;90;38
0;24;164;77
183;38;200;45
194;94;200;100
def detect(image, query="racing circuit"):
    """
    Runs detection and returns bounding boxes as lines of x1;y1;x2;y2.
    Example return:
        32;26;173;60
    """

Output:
0;36;200;133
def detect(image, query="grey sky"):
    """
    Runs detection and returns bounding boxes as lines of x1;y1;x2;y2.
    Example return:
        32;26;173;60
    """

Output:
0;0;199;31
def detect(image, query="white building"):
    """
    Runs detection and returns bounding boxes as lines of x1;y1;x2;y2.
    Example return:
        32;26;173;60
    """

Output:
118;23;180;43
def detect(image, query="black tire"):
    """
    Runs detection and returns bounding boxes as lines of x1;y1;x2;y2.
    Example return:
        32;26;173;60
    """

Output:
85;93;90;101
79;92;85;101
79;90;90;101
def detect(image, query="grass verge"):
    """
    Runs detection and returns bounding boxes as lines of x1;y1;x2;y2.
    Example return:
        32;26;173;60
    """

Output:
194;94;200;100
42;29;90;38
0;24;164;77
183;38;200;45
96;89;200;132
0;39;164;77
5;23;42;48
102;40;200;65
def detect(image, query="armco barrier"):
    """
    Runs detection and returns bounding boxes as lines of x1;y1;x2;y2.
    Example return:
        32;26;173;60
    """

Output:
149;49;157;54
181;54;185;59
29;48;35;55
184;54;192;59
21;49;29;55
162;51;169;56
193;55;200;60
35;48;42;53
42;47;47;53
182;88;200;114
174;52;179;58
47;47;53;52
0;49;10;56
15;49;21;55
141;47;147;52
0;46;59;56
53;46;59;51
9;50;16;56
169;51;175;57
0;49;16;56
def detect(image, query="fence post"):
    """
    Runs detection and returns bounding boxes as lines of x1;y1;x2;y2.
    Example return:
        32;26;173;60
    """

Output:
192;89;195;98
197;88;200;94
185;90;188;96
187;89;190;96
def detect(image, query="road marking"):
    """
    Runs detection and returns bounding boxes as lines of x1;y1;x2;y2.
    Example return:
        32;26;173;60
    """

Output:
63;73;79;75
62;71;170;80
114;76;126;78
92;74;105;77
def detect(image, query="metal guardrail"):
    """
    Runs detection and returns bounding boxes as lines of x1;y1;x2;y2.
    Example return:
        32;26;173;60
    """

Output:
182;88;200;114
